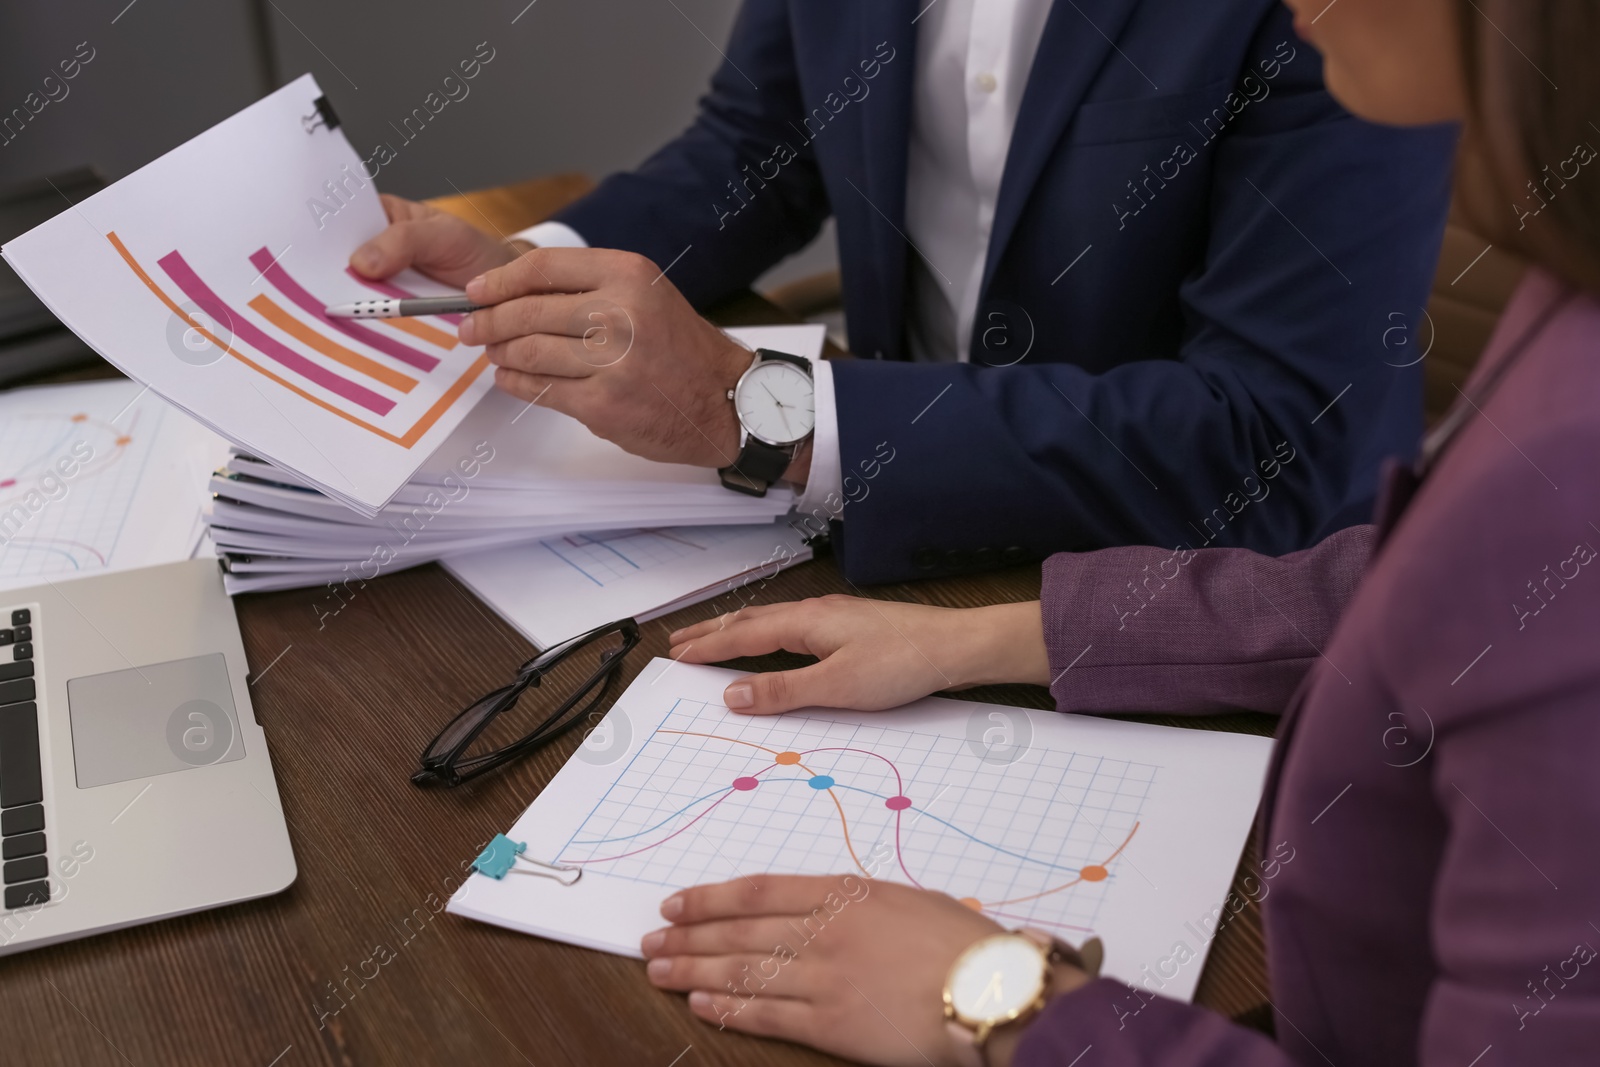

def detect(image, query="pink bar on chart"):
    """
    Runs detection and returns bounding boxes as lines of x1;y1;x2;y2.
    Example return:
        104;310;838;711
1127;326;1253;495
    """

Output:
345;268;465;324
157;250;396;416
249;248;441;372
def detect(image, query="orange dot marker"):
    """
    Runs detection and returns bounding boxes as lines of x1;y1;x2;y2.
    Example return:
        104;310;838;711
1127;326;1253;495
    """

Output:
1080;865;1108;882
115;435;132;446
71;413;88;422
959;897;984;911
774;751;801;765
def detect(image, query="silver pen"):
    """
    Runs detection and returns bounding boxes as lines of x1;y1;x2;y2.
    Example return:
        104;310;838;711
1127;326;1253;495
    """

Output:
324;295;484;319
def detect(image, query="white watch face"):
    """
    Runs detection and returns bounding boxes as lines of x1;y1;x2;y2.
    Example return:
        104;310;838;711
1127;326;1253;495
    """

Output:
734;359;815;446
948;935;1047;1025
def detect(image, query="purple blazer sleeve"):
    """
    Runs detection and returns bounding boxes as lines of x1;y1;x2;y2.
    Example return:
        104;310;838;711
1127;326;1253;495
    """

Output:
1015;979;1291;1066
1041;524;1375;715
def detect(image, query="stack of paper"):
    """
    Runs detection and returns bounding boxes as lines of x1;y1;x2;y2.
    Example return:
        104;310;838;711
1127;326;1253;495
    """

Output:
207;324;822;593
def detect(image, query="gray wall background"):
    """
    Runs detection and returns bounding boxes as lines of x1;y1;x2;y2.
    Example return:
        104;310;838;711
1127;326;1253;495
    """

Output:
0;0;836;288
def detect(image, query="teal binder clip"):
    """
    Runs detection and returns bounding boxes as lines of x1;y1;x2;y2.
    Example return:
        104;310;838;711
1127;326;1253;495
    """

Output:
472;833;581;885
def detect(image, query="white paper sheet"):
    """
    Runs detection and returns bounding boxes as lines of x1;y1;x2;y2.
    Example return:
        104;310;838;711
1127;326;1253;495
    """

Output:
444;520;810;647
449;659;1274;1001
2;75;493;515
0;379;228;592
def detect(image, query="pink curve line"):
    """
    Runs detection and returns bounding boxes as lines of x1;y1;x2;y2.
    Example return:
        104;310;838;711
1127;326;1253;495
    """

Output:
345;267;464;324
158;251;395;415
568;730;1137;913
248;248;440;372
564;788;739;865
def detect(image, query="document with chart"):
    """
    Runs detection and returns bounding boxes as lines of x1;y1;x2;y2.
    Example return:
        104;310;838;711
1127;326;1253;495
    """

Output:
0;379;228;593
450;659;1274;1001
2;74;490;516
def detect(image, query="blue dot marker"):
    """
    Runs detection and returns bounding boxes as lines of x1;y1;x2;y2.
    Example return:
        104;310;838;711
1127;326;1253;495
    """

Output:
808;775;835;790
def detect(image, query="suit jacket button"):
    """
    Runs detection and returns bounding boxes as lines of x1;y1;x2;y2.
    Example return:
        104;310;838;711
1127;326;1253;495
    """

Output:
912;548;940;571
973;547;997;570
944;548;971;571
1000;545;1028;565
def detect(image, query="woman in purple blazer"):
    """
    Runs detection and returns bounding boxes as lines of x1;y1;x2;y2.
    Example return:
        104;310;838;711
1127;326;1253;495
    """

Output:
636;0;1600;1063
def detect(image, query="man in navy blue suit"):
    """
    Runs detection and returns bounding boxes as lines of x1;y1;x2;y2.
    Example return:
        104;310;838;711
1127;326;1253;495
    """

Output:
354;0;1454;584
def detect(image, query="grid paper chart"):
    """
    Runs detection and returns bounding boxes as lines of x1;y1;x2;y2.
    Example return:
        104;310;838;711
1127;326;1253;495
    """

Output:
540;526;761;588
0;400;163;580
450;659;1274;1000
556;698;1154;936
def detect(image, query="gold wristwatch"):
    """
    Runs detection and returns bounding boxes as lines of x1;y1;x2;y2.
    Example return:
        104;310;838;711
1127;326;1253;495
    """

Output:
942;928;1103;1067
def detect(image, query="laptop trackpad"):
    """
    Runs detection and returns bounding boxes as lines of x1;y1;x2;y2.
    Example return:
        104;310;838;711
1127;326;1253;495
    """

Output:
67;653;246;788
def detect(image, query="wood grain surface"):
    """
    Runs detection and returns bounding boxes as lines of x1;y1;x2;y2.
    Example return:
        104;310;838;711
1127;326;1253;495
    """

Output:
0;177;1276;1065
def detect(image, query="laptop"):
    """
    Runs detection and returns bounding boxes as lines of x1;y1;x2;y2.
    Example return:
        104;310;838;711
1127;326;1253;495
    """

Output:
0;558;294;955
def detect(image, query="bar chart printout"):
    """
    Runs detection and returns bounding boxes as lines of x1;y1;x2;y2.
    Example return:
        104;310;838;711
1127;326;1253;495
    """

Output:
449;659;1275;1002
0;74;494;515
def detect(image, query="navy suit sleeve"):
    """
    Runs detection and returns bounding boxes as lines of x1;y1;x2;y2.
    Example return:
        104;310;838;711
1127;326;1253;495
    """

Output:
831;33;1455;583
549;0;832;308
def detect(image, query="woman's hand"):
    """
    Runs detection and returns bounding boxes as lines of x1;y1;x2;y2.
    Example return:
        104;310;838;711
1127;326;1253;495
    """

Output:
667;596;1051;714
643;875;1087;1067
349;194;524;287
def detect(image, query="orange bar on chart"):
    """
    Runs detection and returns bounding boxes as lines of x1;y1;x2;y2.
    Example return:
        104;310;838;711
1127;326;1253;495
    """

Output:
247;294;418;394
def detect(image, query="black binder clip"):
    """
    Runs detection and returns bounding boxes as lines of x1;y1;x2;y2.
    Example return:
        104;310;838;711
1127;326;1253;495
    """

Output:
302;95;341;134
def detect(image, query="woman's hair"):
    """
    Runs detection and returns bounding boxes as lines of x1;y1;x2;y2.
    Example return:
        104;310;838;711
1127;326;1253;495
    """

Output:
1456;1;1600;295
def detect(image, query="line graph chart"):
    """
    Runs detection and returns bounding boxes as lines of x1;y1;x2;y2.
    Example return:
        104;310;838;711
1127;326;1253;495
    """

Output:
555;697;1155;935
0;400;157;579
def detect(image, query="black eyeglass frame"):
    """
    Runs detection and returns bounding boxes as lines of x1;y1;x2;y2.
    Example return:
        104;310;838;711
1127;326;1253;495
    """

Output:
412;617;641;787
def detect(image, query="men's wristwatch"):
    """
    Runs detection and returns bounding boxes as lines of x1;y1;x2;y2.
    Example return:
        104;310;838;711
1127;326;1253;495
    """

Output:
719;348;815;496
942;928;1104;1067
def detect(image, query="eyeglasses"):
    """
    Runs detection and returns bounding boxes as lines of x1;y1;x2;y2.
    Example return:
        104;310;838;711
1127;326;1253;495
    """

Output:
412;617;641;787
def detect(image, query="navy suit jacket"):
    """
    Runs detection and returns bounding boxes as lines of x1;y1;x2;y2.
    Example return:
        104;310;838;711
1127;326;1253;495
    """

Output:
554;0;1456;584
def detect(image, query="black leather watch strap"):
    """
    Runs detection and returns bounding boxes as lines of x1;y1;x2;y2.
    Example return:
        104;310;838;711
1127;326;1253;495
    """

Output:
719;350;812;497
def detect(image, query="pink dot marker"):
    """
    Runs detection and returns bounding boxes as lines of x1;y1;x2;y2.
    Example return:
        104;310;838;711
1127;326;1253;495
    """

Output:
885;795;912;810
732;776;759;791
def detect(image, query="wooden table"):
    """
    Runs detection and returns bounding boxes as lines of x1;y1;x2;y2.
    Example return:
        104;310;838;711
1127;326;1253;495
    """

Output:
1;179;1275;1066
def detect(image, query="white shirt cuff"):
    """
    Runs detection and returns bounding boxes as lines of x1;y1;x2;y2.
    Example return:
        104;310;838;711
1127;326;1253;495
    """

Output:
514;221;589;248
795;358;843;523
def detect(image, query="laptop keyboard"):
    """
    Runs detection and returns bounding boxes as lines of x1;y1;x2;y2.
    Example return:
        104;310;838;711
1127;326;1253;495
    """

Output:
0;607;49;911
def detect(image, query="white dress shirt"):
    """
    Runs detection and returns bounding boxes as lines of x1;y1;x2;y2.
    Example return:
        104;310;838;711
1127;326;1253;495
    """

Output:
517;0;1051;519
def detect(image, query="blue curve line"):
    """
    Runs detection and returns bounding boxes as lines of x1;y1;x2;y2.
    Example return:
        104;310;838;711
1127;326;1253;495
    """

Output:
0;543;81;569
569;786;733;846
567;775;1089;877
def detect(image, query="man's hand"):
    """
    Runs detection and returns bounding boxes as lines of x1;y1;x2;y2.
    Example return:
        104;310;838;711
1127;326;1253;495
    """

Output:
667;596;1052;714
459;247;782;473
643;875;1089;1067
349;194;523;287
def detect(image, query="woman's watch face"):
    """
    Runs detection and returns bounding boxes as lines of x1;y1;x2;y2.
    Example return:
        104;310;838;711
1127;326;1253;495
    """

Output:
734;359;815;446
948;935;1048;1025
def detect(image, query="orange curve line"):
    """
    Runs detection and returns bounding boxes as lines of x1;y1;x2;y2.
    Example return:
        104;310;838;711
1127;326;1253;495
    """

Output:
106;231;487;449
658;728;865;875
383;315;458;350
984;821;1141;909
248;294;418;393
658;729;779;756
